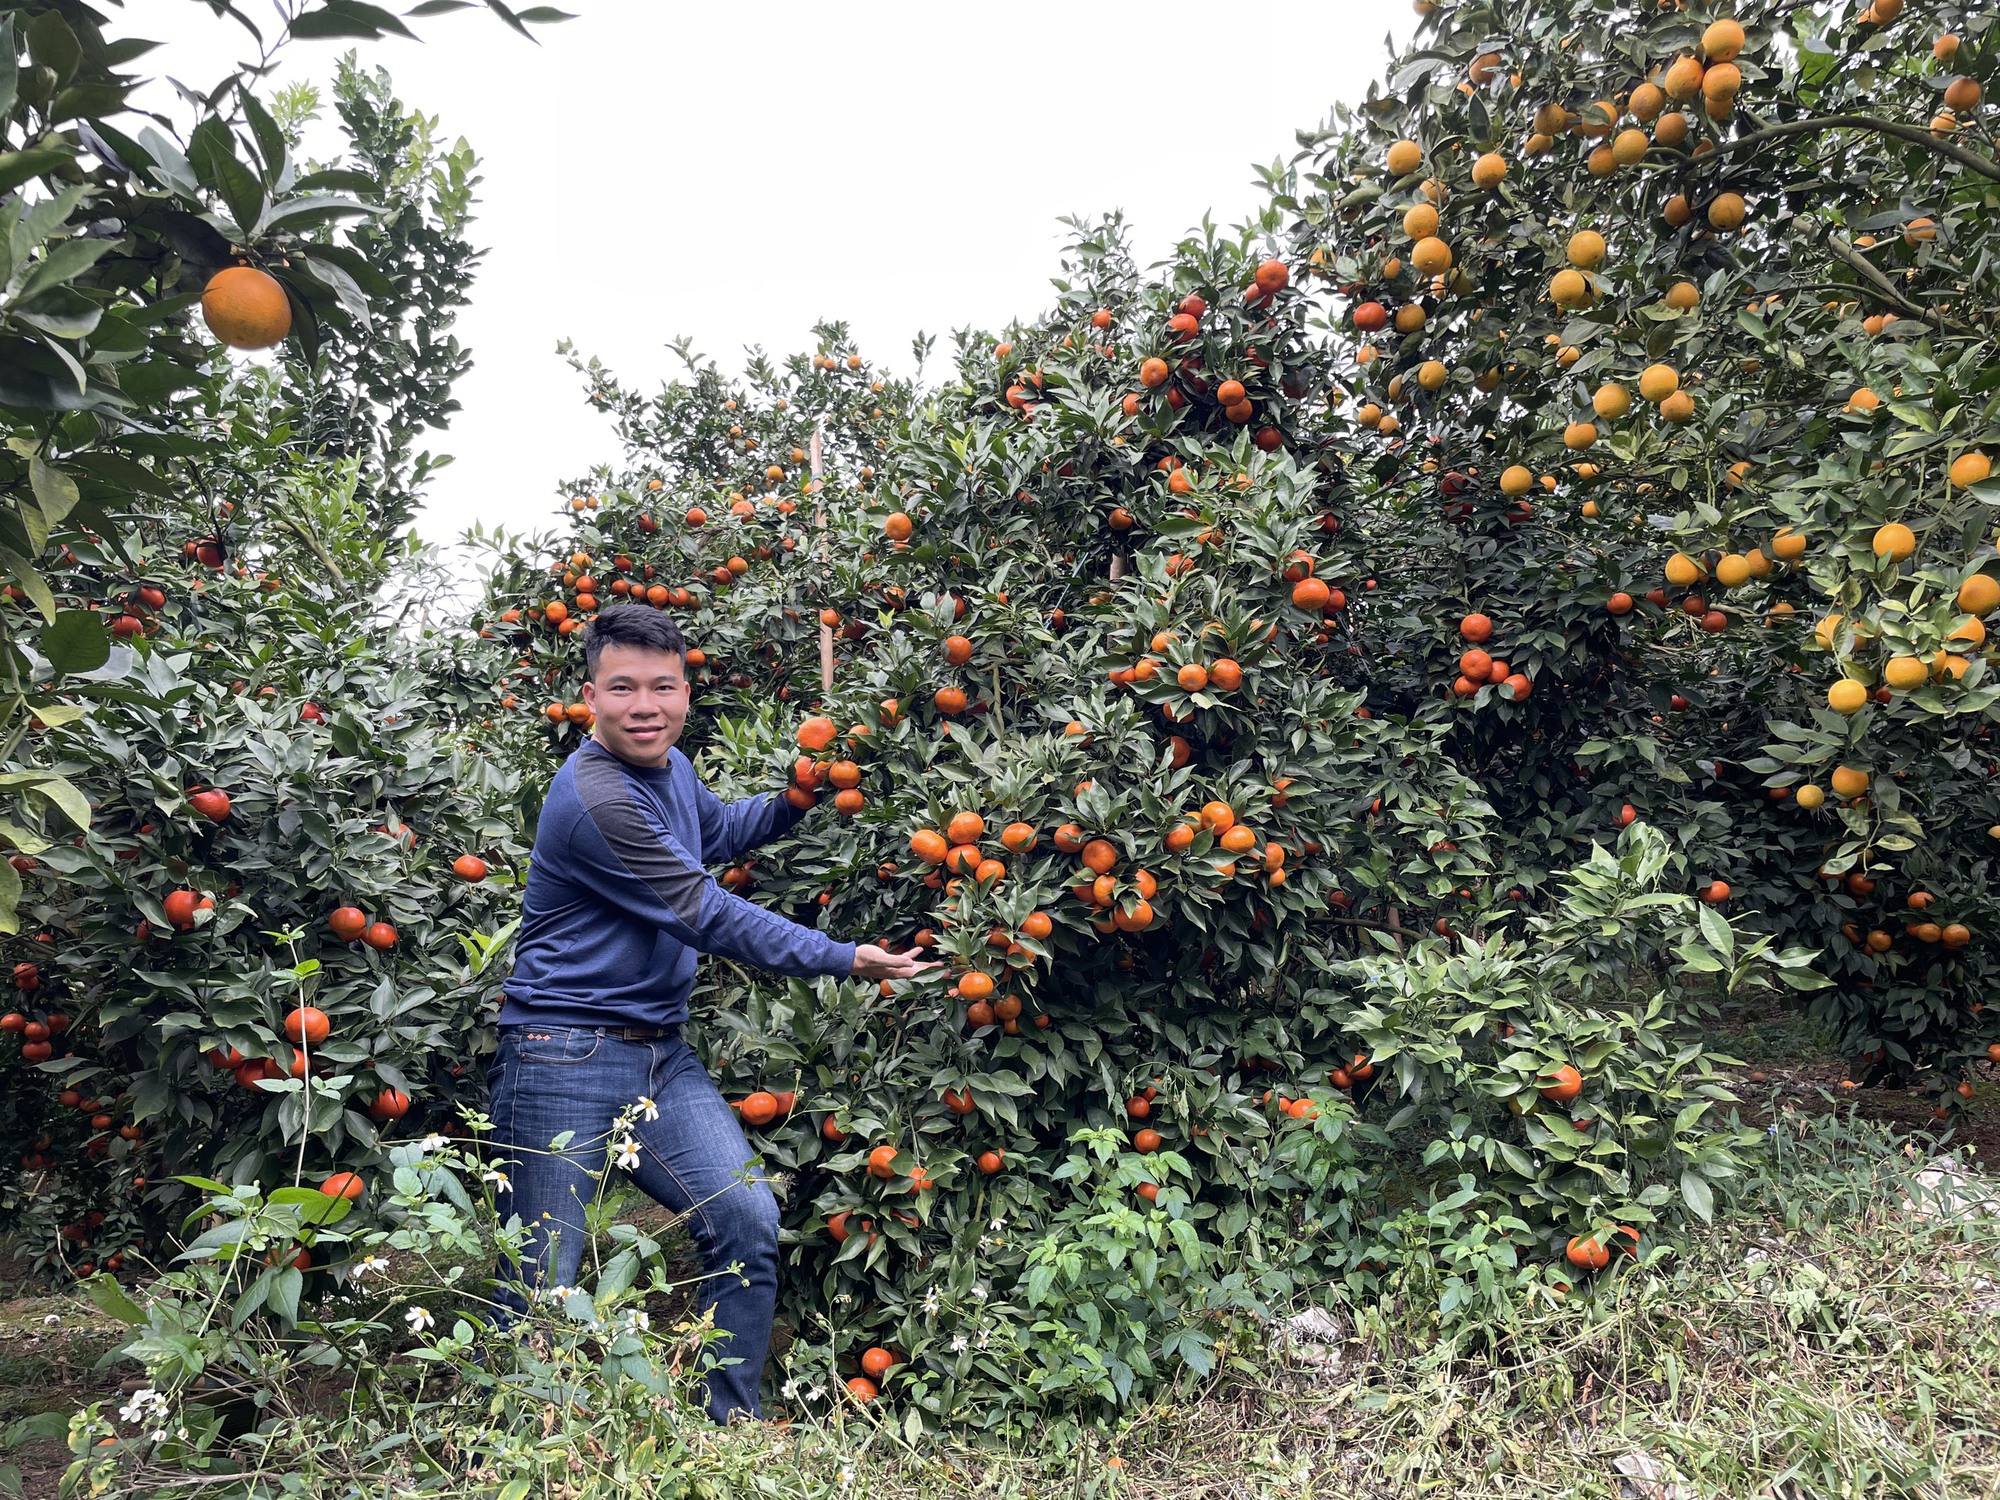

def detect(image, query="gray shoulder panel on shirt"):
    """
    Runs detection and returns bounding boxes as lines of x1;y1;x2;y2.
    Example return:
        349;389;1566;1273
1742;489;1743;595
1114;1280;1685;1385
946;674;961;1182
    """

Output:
573;749;708;926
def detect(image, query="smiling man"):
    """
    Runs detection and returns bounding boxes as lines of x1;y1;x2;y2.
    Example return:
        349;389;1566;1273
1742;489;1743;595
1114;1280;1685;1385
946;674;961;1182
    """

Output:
490;604;935;1422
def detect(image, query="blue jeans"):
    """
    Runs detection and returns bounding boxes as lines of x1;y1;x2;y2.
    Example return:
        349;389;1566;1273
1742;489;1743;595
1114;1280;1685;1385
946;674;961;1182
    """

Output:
486;1024;780;1423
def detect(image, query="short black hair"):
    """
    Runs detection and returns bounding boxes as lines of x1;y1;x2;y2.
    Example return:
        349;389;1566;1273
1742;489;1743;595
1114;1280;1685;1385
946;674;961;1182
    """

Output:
584;606;686;681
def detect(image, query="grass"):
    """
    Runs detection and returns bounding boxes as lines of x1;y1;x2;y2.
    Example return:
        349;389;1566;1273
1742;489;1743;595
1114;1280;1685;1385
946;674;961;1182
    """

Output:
4;1108;1995;1499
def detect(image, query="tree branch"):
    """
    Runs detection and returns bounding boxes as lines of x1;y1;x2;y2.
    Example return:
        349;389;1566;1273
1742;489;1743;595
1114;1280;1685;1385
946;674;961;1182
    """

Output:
1694;113;2000;185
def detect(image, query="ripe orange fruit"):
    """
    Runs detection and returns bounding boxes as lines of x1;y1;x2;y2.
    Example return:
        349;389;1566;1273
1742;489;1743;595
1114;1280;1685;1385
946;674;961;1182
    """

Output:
328;906;367;942
319;1172;364;1200
1565;1236;1611;1270
452;854;488;882
1177;663;1209;691
977;1149;1004;1174
1139;357;1171;388
798;716;838;751
284;1006;330;1047
866;1145;899;1179
947;811;986;846
1081;839;1118;875
958;970;996;1001
909;829;948;864
1539;1064;1583;1103
201;266;292;349
1021;911;1052;940
1132;1128;1162;1153
740;1091;779;1126
1001;822;1037;852
845;1376;878;1402
860;1346;896;1379
1291;577;1330;611
368;1088;410;1122
1459;613;1494;643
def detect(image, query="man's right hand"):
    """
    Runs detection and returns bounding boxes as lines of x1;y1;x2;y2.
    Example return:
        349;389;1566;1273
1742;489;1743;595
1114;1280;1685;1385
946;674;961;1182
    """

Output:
850;943;944;982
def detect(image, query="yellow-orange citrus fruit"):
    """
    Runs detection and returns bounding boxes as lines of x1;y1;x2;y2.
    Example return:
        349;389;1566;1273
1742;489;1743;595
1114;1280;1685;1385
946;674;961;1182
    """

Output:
1411;237;1453;274
1827;679;1869;714
1957;573;2000;615
1884;656;1929;691
1702;17;1745;61
201;267;292;350
1949;452;1991;489
1871;522;1915;562
1550;269;1592;308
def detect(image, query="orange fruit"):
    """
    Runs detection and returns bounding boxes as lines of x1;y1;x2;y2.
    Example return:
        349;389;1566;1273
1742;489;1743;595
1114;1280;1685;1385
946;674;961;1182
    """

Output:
201;266;292;349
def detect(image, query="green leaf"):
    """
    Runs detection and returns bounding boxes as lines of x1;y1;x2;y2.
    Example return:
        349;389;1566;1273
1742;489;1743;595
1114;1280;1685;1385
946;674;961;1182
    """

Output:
0;150;70;197
41;609;109;676
267;1185;354;1226
0;857;20;937
188;118;263;234
82;1272;146;1326
24;10;80;86
0;548;54;621
289;1;420;40
1696;904;1734;961
267;1265;303;1324
1680;1169;1714;1223
28;458;77;526
238;87;288;182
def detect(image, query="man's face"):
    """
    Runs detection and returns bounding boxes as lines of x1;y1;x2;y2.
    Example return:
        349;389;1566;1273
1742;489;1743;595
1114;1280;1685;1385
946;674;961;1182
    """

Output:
583;643;688;768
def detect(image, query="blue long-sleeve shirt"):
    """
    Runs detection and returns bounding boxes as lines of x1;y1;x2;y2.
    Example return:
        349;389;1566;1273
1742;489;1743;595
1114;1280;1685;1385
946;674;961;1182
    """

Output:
497;739;856;1031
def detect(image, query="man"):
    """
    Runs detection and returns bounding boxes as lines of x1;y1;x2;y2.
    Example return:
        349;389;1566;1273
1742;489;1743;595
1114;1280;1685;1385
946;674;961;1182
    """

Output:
489;604;935;1422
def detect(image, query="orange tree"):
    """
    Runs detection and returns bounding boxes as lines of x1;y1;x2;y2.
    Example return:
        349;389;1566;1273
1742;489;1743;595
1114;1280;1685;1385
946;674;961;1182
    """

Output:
0;2;557;1274
478;214;1790;1423
1283;0;2000;1101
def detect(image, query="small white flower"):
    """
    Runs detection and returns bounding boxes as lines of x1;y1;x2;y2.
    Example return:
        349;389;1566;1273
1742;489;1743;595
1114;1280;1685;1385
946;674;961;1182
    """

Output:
781;1378;801;1400
350;1254;390;1281
482;1169;511;1192
838;1463;854;1490
150;1428;167;1444
977;1326;991;1349
614;1137;641;1171
920;1287;941;1316
417;1133;450;1154
949;1334;968;1353
970;1283;989;1303
636;1095;660;1122
988;1216;1006;1231
118;1388;168;1425
977;1235;994;1252
625;1309;650;1333
405;1305;435;1333
42;1313;59;1326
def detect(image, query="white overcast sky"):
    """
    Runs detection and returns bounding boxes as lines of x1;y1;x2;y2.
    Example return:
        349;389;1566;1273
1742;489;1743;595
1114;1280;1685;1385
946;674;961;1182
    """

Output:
123;1;1412;557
